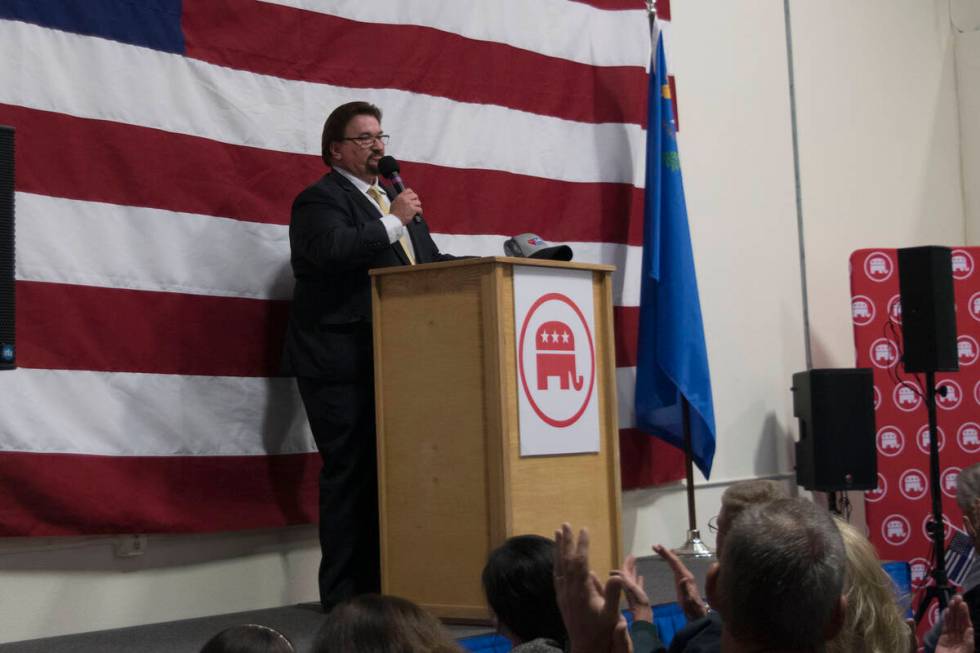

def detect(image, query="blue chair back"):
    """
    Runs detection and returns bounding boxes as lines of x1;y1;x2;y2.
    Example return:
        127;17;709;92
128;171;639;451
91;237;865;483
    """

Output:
457;632;511;652
882;560;913;618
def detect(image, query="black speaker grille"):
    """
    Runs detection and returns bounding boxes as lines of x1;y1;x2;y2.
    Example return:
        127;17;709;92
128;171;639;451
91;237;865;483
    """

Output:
0;125;15;370
793;368;877;491
897;246;957;373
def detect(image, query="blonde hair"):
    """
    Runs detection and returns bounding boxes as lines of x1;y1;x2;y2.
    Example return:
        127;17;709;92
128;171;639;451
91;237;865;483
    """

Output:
826;519;911;653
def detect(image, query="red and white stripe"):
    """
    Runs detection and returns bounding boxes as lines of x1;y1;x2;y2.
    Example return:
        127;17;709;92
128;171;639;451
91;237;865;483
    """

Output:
0;0;682;534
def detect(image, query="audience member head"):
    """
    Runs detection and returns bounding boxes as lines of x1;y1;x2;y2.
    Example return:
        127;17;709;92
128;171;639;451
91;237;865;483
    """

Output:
707;497;847;652
481;534;566;646
715;479;787;552
312;594;460;653
200;624;294;653
957;463;980;523
826;519;911;653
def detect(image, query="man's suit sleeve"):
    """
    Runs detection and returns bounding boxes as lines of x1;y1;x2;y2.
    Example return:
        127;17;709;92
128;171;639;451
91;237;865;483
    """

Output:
407;219;460;263
291;186;391;273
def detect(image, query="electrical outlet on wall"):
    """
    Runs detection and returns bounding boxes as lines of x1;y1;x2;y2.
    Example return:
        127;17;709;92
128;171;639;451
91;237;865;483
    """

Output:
114;534;147;557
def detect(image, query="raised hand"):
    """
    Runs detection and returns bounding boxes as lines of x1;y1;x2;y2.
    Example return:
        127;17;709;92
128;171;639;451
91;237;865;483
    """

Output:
936;595;975;653
653;544;708;620
554;523;629;653
611;554;653;623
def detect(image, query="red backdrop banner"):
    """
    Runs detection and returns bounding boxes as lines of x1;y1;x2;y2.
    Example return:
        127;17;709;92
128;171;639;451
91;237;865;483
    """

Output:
850;247;980;630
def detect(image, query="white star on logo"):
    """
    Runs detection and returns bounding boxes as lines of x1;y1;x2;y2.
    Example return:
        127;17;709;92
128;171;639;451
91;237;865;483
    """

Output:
551;330;559;343
561;331;570;343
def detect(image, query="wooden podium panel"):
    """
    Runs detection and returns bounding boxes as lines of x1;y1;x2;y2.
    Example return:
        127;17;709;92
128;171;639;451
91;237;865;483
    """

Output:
371;257;621;620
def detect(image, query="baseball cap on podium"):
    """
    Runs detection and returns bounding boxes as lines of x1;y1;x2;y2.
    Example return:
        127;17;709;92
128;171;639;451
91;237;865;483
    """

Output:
503;233;573;261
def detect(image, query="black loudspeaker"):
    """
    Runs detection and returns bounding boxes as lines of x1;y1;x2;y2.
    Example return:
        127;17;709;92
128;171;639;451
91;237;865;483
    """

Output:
793;369;876;491
897;246;958;373
0;125;13;370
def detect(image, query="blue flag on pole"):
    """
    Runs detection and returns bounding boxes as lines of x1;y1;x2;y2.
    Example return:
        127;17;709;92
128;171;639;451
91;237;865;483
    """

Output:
634;33;717;478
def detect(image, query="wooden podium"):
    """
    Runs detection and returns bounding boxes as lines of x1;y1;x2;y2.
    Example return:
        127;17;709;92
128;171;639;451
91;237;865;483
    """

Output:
370;257;622;621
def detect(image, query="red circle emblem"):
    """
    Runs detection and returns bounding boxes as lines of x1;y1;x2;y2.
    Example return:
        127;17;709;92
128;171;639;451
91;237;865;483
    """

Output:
851;295;875;326
898;469;928;500
957;335;979;367
886;295;902;325
892;382;923;413
869;338;899;369
935;380;962;411
865;473;888;503
970;291;980;323
518;293;596;428
909;558;930;589
864;252;894;282
957;422;980;454
876;426;906;457
941;467;961;499
916;424;946;454
881;514;911;546
951;249;974;280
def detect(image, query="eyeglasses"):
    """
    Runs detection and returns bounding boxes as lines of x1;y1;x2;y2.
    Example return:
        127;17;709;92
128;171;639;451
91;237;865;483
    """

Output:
342;133;390;148
707;515;719;534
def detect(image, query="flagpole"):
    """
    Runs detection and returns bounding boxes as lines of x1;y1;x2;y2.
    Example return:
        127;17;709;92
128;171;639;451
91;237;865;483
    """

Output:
645;0;711;559
672;396;713;557
683;399;696;531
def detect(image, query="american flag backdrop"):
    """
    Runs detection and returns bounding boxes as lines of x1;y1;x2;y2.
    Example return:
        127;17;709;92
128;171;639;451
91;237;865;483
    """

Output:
0;0;685;536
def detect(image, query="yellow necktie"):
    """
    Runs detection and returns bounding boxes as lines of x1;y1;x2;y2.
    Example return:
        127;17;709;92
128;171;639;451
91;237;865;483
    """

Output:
367;186;415;265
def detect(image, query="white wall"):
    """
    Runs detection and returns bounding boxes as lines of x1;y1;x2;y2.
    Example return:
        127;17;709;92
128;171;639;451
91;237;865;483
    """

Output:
624;0;807;553
795;0;966;371
0;0;972;643
954;0;980;244
0;528;320;642
625;0;969;553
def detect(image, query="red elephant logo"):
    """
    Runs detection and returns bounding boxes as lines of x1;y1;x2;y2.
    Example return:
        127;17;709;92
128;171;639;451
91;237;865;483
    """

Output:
535;320;584;391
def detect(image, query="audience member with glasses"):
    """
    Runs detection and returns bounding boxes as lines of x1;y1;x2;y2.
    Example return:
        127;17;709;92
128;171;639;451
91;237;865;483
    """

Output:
619;480;787;653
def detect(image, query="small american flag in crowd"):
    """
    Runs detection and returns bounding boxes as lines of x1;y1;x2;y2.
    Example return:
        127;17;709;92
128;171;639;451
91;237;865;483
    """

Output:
946;528;977;588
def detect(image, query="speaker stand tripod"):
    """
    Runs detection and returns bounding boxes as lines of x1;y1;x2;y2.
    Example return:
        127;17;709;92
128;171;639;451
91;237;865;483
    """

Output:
914;370;954;624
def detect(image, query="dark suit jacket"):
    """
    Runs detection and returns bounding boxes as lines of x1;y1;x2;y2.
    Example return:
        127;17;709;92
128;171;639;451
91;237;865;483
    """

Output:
282;170;453;379
667;611;721;653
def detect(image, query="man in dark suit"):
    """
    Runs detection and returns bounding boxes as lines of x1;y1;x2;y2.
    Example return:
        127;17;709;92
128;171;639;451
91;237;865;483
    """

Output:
283;101;454;610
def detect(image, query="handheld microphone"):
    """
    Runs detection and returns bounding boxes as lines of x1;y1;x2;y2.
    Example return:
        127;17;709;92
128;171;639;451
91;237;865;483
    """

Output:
378;156;422;224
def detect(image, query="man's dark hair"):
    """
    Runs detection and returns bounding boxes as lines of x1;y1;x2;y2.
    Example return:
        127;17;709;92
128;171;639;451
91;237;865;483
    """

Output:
312;594;460;653
718;498;846;650
481;534;566;646
320;101;383;167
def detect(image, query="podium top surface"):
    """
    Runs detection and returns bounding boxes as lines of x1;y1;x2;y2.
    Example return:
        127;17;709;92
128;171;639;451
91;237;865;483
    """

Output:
368;256;615;277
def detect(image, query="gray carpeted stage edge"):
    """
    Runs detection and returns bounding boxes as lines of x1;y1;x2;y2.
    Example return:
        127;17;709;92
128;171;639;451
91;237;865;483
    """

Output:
0;554;714;652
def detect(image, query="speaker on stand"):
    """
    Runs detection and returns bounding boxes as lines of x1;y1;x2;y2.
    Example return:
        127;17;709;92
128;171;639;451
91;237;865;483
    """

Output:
896;246;959;624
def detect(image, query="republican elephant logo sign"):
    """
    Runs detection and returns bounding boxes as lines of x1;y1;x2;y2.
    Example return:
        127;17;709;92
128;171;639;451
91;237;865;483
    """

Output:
518;293;596;429
513;267;600;456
